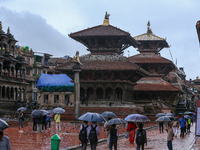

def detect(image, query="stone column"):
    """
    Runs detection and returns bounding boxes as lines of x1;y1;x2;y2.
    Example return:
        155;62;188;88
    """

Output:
73;64;81;121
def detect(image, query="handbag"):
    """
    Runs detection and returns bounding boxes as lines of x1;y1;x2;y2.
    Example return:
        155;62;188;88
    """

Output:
21;116;24;121
125;132;129;138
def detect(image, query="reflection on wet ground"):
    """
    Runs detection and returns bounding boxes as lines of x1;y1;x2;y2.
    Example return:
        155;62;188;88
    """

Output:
95;123;196;150
4;121;128;150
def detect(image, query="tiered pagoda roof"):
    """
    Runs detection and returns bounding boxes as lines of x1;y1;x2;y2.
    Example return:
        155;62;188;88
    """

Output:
134;77;184;93
69;12;139;55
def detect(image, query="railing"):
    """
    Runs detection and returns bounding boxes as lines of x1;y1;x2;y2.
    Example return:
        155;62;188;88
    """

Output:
0;75;28;84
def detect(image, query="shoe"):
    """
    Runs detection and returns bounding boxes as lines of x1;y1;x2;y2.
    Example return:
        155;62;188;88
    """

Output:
19;130;23;133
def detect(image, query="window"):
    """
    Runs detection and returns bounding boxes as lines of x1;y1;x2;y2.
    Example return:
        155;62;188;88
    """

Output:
26;58;30;64
65;95;70;105
34;69;37;74
44;95;48;104
54;95;59;103
38;69;41;75
26;70;30;75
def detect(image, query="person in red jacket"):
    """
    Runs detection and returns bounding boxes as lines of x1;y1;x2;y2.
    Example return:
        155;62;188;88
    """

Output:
127;122;137;144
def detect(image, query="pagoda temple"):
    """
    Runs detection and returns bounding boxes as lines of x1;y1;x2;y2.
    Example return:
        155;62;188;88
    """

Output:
56;12;149;104
127;22;183;112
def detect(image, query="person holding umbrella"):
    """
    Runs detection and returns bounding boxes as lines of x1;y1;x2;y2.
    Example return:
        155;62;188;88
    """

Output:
18;110;24;132
104;117;112;147
136;123;147;150
79;121;89;150
54;113;61;132
0;119;11;150
46;112;52;129
109;124;119;150
87;122;100;150
166;122;174;150
179;116;186;137
127;122;137;144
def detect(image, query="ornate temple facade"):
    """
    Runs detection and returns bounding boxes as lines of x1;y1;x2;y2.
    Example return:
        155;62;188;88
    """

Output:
56;13;149;105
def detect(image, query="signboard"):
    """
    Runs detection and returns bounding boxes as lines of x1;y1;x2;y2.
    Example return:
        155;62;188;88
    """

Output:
196;107;200;135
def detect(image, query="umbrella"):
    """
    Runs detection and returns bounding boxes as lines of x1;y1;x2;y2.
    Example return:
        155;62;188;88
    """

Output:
41;110;49;116
31;110;43;118
106;118;126;126
53;107;65;114
184;115;192;119
78;112;106;122
0;119;9;131
155;113;165;117
184;112;193;115
17;107;27;113
165;113;174;117
125;114;151;122
101;111;117;118
155;116;171;122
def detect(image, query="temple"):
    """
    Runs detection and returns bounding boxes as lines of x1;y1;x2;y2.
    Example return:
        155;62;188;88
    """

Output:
56;12;149;105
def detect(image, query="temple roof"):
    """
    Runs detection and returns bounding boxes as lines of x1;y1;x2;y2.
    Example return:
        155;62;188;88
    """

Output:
55;53;149;75
128;53;173;64
134;77;184;93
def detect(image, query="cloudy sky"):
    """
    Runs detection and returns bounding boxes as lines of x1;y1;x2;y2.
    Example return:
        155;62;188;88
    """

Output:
0;0;200;79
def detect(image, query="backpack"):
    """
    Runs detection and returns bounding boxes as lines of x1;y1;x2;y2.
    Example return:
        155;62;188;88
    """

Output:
110;128;118;142
79;125;88;142
136;130;145;145
173;121;177;127
88;125;98;142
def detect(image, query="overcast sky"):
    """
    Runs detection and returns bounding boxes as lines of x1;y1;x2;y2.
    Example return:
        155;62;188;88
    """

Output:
0;0;200;80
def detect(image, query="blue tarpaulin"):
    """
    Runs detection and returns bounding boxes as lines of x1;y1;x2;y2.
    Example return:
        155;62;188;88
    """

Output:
37;74;74;87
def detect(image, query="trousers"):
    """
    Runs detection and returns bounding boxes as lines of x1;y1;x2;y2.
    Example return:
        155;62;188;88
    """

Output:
56;122;61;131
109;141;117;150
167;141;173;150
90;141;98;150
136;144;144;150
81;141;88;150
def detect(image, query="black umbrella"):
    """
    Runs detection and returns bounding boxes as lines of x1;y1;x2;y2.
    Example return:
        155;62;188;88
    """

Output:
0;119;9;131
101;111;117;118
17;107;27;113
156;116;171;122
78;112;106;122
31;110;43;118
106;118;126;126
155;113;165;117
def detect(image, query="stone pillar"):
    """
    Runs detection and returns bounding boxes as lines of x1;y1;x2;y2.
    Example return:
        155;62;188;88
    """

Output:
72;64;81;121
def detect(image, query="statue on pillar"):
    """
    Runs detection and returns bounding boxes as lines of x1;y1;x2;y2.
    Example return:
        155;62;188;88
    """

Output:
73;51;83;65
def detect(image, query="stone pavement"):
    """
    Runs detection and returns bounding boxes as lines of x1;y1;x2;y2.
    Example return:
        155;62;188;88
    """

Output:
91;124;196;150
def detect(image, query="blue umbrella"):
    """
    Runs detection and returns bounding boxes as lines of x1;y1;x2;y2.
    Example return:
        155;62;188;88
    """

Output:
184;115;192;119
0;119;9;131
41;110;49;116
53;107;65;114
125;114;151;122
165;113;174;118
78;112;106;122
106;118;126;126
101;111;117;118
31;110;43;118
17;107;27;113
184;112;193;115
156;113;165;117
156;116;171;122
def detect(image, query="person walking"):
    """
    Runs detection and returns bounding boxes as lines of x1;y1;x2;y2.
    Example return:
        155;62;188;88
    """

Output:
136;123;147;150
166;122;174;150
88;122;100;150
54;113;61;132
104;117;112;147
179;116;186;137
46;112;52;129
0;131;11;150
18;110;24;132
159;122;164;133
32;118;37;131
126;122;137;144
36;116;43;134
42;115;47;131
187;118;191;133
109;124;119;150
79;121;89;150
172;118;179;137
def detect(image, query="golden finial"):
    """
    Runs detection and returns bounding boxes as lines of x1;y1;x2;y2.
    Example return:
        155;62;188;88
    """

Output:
103;12;110;26
73;51;83;65
197;76;199;79
7;26;10;33
147;21;152;35
0;22;2;30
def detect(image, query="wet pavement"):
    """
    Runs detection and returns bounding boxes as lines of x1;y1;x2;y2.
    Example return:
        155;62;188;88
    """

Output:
4;121;128;150
93;124;196;150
